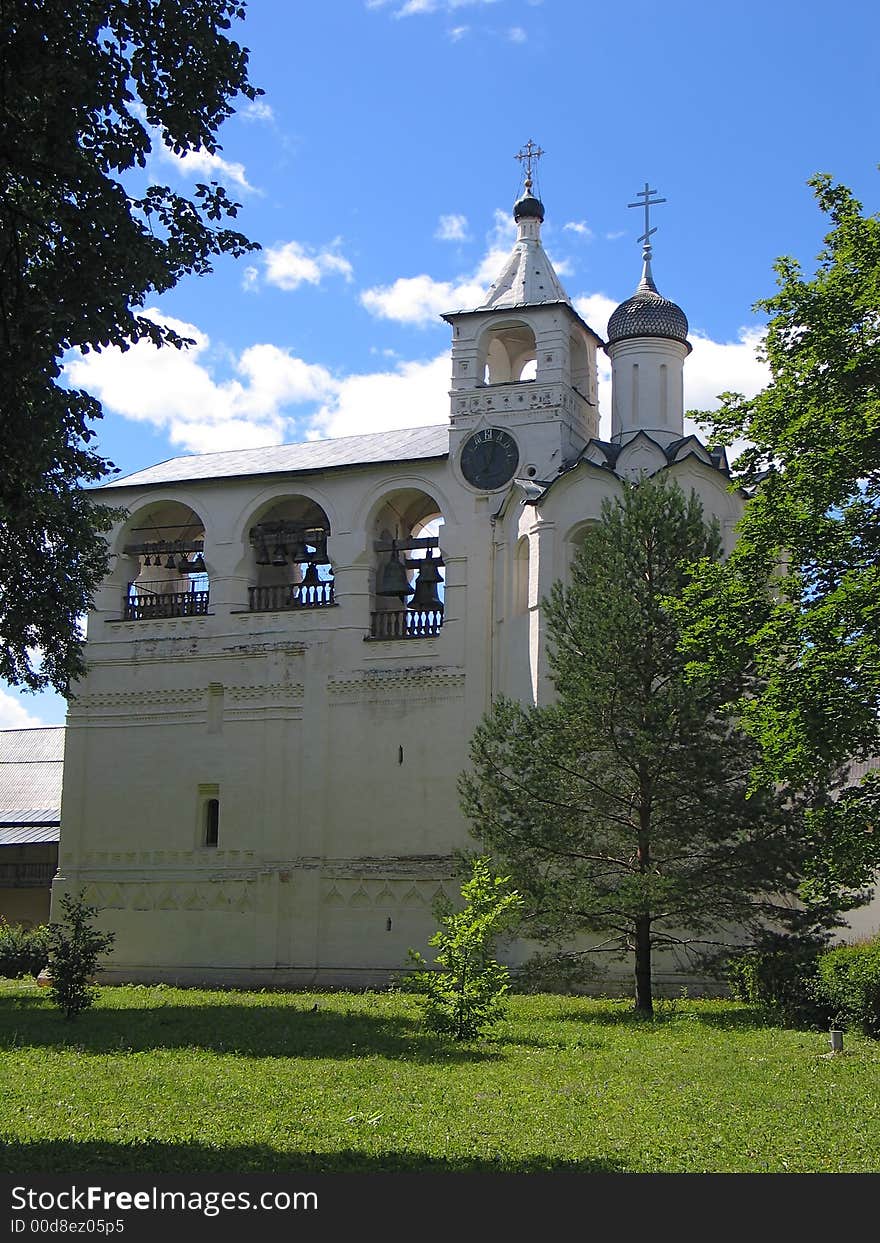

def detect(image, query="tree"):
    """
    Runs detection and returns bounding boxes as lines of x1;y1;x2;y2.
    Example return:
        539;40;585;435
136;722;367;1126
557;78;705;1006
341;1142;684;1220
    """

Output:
0;0;261;693
405;856;523;1040
47;890;115;1019
678;174;880;792
459;476;876;1016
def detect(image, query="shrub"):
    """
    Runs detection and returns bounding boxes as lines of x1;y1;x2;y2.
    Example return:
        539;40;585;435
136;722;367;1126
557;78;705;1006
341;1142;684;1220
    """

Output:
47;891;115;1019
405;857;523;1040
726;933;831;1027
814;937;880;1036
0;920;50;978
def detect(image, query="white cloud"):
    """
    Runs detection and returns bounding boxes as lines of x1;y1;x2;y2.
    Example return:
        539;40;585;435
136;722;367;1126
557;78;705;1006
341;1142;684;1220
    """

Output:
564;220;594;240
65;310;338;454
239;99;274;123
369;0;501;18
683;327;768;459
310;354;450;440
362;208;516;325
573;293;618;341
448;24;469;39
0;688;51;729
361;273;489;325
242;265;259;292
507;25;527;42
435;213;470;242
157;143;255;193
263;240;354;291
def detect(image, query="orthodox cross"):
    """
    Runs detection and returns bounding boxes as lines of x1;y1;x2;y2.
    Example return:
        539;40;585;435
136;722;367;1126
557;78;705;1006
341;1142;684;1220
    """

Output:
627;182;666;259
515;139;544;194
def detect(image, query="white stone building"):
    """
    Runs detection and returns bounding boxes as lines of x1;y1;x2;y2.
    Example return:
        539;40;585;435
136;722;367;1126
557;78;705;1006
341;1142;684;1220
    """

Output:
52;178;800;989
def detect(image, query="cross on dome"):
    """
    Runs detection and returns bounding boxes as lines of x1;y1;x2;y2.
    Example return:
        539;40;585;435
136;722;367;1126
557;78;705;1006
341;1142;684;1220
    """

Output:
627;182;667;263
515;139;544;194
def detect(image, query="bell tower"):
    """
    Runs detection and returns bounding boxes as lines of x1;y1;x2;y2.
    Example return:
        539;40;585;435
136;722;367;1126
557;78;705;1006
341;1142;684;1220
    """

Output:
444;142;602;489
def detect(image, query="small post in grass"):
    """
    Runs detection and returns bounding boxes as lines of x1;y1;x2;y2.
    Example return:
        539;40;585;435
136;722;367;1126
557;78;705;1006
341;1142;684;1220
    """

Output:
829;1028;844;1054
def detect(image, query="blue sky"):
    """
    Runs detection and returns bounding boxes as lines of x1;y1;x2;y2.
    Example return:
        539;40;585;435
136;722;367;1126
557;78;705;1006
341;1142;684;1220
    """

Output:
5;0;879;728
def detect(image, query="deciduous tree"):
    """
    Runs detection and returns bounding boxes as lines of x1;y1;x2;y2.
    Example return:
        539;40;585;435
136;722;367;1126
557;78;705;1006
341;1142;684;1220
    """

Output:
678;174;880;791
0;0;261;693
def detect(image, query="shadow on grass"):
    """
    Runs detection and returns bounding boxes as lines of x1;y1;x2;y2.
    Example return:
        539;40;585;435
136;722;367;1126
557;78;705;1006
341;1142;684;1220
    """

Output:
0;1138;625;1175
0;997;499;1063
517;1000;774;1032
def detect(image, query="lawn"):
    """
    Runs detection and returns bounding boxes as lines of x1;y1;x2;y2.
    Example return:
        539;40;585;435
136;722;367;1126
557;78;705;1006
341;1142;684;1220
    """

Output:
1;980;877;1174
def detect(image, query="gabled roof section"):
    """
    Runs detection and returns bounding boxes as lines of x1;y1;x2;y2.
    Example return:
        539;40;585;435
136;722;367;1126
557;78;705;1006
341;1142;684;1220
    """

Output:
98;424;450;491
0;727;64;818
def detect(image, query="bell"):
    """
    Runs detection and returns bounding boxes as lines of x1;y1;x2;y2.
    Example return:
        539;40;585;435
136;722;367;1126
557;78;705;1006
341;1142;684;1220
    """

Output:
254;541;271;566
311;531;331;564
300;562;321;589
165;553;177;570
408;575;443;611
376;548;412;599
408;553;444;611
177;555;190;573
271;543;287;567
190;554;207;574
417;549;442;582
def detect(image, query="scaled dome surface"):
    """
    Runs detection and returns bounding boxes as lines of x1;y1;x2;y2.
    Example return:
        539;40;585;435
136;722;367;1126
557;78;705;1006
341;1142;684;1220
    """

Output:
606;271;689;346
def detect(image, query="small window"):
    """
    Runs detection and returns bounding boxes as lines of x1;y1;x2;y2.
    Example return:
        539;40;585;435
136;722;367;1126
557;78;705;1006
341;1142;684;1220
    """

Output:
204;799;220;847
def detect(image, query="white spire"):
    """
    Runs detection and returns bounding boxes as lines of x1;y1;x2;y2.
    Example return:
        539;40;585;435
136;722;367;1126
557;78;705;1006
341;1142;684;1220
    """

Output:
477;192;570;311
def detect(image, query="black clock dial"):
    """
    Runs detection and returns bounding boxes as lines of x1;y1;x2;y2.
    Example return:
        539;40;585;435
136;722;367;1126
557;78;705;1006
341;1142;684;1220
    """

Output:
458;428;519;490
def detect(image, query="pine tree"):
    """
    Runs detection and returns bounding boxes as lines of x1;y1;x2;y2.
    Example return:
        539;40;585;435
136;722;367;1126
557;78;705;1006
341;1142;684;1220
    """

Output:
460;476;870;1015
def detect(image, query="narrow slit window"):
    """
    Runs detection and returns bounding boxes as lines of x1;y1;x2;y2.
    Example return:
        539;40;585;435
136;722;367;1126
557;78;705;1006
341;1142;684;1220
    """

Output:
204;798;220;847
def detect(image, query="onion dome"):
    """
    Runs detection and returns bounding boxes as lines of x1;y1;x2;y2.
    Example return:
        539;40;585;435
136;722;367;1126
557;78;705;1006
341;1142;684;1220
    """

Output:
513;191;545;223
606;259;689;347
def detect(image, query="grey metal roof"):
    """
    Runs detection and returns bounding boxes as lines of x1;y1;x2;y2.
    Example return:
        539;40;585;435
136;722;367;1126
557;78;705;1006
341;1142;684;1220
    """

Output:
0;825;60;846
0;808;60;825
0;727;64;815
606;261;690;349
99;423;450;491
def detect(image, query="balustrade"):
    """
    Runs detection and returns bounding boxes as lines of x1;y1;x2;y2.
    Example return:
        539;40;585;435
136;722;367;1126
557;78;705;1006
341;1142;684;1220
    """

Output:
248;581;335;612
368;609;443;640
124;582;210;621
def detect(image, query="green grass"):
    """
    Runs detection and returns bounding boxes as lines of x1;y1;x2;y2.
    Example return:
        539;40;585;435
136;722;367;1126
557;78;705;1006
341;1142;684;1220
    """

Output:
1;980;878;1173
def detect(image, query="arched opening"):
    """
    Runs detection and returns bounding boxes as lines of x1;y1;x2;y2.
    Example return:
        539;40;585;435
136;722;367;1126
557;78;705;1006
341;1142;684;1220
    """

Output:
369;489;445;640
479;322;537;385
570;331;590;399
247;496;334;612
122;501;209;620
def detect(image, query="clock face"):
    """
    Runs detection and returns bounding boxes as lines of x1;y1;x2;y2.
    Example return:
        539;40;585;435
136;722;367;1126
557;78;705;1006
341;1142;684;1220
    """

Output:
458;427;519;491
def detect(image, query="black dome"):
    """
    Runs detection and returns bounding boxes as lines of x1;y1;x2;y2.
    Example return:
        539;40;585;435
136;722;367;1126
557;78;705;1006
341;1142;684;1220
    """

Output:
606;275;689;347
513;192;545;223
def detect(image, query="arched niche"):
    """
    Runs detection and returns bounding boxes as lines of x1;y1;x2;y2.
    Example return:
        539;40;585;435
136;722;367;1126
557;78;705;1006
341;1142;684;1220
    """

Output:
564;518;602;585
369;488;446;640
478;320;537;385
119;500;209;620
513;536;530;615
247;495;334;613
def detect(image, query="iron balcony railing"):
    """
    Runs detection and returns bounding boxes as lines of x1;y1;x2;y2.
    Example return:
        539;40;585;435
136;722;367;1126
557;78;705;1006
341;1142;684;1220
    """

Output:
248;581;335;612
368;609;443;640
124;580;210;621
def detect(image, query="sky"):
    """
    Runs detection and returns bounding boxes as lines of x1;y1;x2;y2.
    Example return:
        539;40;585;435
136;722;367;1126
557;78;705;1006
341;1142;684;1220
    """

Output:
4;0;879;729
